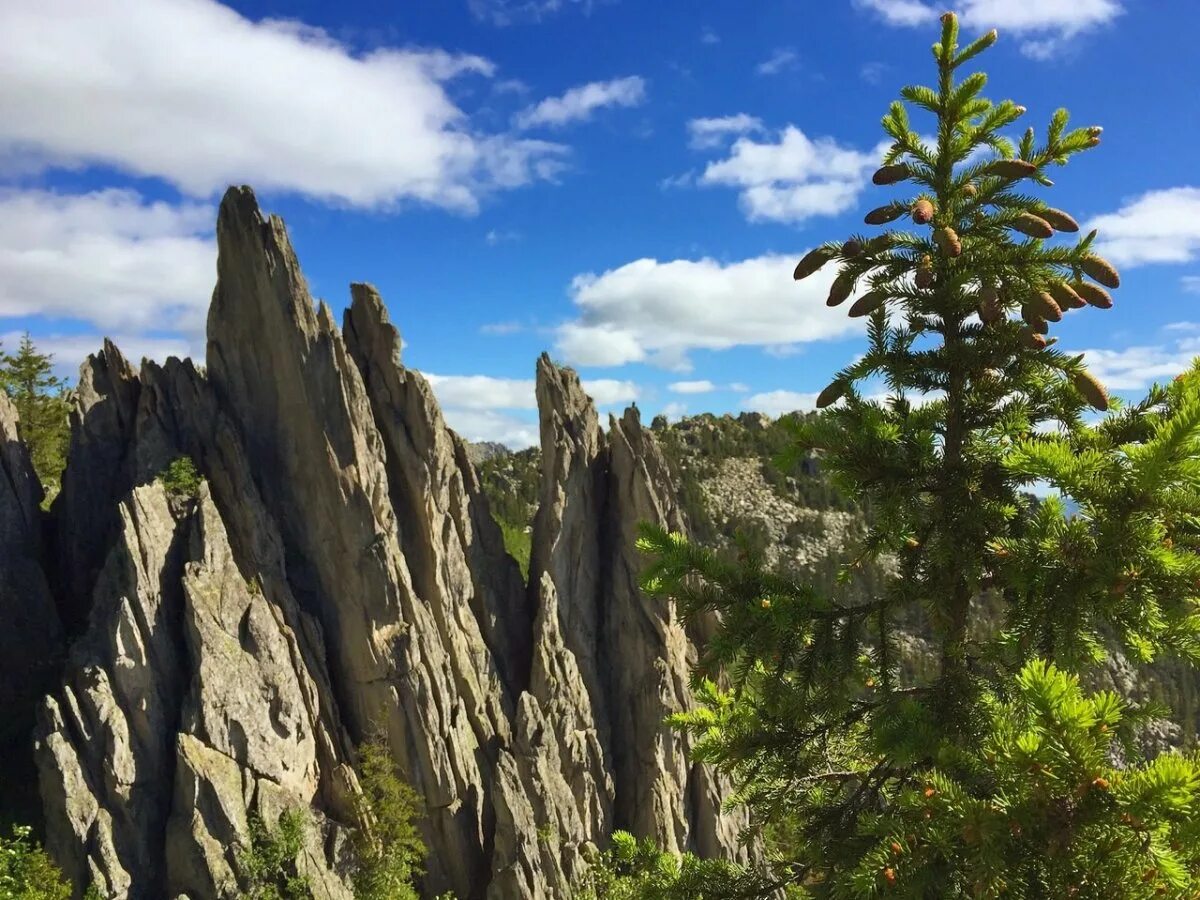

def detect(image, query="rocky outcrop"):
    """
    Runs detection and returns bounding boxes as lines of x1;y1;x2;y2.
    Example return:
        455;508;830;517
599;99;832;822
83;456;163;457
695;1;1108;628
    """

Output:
17;186;749;899
0;392;63;820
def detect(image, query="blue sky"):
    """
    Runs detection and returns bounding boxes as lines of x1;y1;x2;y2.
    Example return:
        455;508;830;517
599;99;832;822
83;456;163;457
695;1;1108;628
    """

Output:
2;0;1198;446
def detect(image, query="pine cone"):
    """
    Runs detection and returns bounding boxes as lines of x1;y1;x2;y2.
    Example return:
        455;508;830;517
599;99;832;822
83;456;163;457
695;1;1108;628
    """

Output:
978;288;1004;324
1073;370;1109;411
794;247;835;280
1019;327;1048;350
872;164;911;186
934;226;962;257
912;198;935;225
1032;291;1063;322
1071;281;1113;309
1040;208;1080;233
842;239;864;257
864;203;906;225
985;159;1038;179
827;272;855;307
962;182;977;198
816;380;846;409
1048;281;1085;310
1012;213;1054;239
849;290;888;318
1082;255;1121;288
915;255;934;289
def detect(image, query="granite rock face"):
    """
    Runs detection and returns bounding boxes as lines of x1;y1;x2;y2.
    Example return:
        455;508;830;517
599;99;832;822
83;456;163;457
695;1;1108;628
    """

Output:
16;186;748;899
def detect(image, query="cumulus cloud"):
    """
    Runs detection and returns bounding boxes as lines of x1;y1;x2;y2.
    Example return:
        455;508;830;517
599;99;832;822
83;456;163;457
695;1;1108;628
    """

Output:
698;127;888;224
668;380;716;394
0;0;566;211
855;0;1123;59
1087;187;1200;267
423;372;638;409
555;252;863;370
439;408;540;448
0;188;215;336
687;114;763;150
743;390;819;416
514;76;647;130
1070;338;1200;390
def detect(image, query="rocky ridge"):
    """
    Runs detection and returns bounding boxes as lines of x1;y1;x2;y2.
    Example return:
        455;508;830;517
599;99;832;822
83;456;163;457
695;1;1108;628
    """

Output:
0;187;748;899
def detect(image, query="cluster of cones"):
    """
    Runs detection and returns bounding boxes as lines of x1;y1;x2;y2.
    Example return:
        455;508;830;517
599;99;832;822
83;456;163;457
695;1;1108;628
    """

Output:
793;151;1120;412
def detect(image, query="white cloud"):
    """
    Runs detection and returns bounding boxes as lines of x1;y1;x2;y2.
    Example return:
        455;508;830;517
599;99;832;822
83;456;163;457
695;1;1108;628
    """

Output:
0;0;566;212
659;401;688;421
855;0;1123;59
514;76;647;130
699;127;888;224
423;372;637;409
1087;187;1200;267
669;380;716;394
1182;276;1200;294
485;228;522;245
756;48;798;76
480;321;524;335
1;330;199;381
729;382;750;393
468;0;604;27
555;252;863;370
700;28;720;45
1071;340;1200;391
440;407;540;448
860;61;888;84
743;390;819;416
0;188;215;336
687;114;763;150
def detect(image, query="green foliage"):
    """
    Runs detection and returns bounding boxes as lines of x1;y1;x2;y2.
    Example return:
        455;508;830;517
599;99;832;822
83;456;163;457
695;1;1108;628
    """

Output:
237;809;313;900
640;16;1200;897
0;825;71;900
350;730;426;900
499;520;532;581
573;831;778;900
0;333;71;505
157;455;202;500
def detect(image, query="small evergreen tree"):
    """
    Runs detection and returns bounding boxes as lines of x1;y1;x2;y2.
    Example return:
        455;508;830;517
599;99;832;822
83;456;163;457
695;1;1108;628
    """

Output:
350;730;426;900
641;15;1200;897
0;333;71;501
237;809;313;900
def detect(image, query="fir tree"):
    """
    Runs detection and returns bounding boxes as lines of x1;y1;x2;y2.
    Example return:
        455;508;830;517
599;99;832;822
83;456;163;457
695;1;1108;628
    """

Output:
640;15;1200;898
0;332;71;501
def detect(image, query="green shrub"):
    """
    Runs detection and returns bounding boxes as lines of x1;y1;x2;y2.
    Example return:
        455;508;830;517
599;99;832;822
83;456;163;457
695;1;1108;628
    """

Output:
572;831;775;900
158;455;202;500
498;520;532;581
0;824;71;900
351;731;425;900
237;809;313;900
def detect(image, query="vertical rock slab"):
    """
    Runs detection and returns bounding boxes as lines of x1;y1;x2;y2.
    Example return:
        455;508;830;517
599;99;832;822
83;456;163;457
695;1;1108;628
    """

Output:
36;484;189;898
606;408;750;860
343;284;528;722
165;485;353;900
206;186;489;896
0;392;63;821
52;342;141;632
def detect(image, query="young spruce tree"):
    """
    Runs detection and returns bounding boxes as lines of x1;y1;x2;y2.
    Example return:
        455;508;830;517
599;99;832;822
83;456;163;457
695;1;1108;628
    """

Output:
640;14;1200;898
1;332;71;501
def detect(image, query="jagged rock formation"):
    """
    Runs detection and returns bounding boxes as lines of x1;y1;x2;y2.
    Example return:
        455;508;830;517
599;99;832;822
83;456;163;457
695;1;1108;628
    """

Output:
0;393;64;821
9;187;748;899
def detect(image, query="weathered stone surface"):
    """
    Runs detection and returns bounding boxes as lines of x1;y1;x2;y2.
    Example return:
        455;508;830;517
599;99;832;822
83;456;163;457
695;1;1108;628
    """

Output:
30;186;751;899
0;391;62;815
207;188;491;896
36;484;189;898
